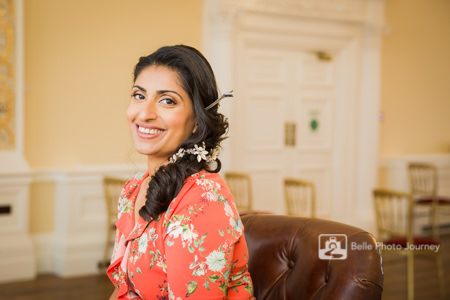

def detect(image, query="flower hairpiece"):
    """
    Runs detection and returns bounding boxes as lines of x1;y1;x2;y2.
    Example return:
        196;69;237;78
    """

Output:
169;142;220;164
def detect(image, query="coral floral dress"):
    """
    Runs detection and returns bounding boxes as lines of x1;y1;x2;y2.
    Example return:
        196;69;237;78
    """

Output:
107;170;254;299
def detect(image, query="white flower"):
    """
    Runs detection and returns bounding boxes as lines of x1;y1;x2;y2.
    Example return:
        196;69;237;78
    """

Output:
182;224;199;246
203;191;218;202
189;255;207;276
206;250;226;272
193;144;209;162
169;142;221;164
138;233;148;253
169;148;187;163
168;283;175;300
157;256;167;273
189;255;200;268
224;201;233;217
148;227;156;235
229;216;243;234
208;147;220;162
214;181;222;190
167;221;183;238
192;263;206;276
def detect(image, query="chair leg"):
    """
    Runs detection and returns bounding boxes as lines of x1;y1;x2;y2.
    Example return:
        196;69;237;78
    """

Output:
407;252;414;300
436;252;446;299
101;223;113;269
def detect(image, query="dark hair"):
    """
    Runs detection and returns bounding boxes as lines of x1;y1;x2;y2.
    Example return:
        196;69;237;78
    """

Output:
133;45;229;221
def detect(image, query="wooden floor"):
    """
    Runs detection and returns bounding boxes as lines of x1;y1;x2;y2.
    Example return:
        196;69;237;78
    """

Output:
1;235;450;300
0;273;113;300
381;232;450;300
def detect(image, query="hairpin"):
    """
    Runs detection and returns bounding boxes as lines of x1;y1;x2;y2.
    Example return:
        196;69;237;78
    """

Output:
205;90;234;110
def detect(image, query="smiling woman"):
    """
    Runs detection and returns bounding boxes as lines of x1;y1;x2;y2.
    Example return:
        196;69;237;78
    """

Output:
126;66;197;170
107;45;254;300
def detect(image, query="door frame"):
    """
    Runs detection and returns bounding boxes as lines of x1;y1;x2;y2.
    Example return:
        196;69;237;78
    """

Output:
202;0;385;232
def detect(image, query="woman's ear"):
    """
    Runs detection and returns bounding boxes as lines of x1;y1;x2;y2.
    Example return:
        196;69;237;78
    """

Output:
192;122;198;134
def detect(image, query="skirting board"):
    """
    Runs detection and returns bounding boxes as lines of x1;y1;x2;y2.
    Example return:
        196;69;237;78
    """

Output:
32;232;109;277
0;234;36;283
31;233;55;274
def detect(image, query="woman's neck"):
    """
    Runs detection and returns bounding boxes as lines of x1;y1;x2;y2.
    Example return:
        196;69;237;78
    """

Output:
146;157;169;177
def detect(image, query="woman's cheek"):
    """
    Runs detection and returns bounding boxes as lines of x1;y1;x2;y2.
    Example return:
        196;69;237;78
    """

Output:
126;104;137;123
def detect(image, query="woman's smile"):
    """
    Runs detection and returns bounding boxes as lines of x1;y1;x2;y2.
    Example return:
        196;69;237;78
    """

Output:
136;124;165;138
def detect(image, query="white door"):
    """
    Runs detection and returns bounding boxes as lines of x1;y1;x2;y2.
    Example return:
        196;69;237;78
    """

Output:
231;32;357;220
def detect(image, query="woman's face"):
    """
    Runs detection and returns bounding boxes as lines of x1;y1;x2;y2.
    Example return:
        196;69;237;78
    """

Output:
127;65;197;164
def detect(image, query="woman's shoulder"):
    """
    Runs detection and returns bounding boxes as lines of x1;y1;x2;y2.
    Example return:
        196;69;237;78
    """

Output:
166;170;233;212
163;170;243;238
183;170;230;196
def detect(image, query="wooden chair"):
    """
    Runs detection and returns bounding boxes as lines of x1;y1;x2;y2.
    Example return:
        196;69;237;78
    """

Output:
99;176;128;269
408;162;450;236
373;188;446;300
224;171;253;214
284;178;315;218
408;162;450;204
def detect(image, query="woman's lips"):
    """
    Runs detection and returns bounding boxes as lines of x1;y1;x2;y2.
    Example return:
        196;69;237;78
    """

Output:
136;124;165;138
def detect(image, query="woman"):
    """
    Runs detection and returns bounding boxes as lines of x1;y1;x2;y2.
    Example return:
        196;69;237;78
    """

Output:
107;45;254;299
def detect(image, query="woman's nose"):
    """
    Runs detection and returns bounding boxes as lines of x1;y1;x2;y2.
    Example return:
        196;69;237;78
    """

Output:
139;99;157;120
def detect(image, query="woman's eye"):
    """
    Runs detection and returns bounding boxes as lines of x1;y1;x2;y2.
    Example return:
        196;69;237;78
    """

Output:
132;93;145;100
160;98;176;105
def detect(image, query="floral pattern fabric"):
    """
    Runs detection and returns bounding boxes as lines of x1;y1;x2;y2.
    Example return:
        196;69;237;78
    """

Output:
107;171;254;299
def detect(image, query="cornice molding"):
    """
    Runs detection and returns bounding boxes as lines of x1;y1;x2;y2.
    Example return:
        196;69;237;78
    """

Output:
205;0;386;28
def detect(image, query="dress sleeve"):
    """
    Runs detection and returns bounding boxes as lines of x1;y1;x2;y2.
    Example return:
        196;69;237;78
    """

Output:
110;179;133;264
164;176;253;299
107;179;138;298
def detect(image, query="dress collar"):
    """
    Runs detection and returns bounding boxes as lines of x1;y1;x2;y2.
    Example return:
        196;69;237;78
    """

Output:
115;171;151;242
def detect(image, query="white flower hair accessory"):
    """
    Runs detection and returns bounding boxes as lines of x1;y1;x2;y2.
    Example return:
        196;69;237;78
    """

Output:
169;142;220;164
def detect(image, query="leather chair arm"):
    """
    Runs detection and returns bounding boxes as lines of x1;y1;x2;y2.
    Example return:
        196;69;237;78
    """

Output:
241;214;383;300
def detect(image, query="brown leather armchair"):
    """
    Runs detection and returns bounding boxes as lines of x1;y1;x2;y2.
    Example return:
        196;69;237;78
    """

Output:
241;214;383;300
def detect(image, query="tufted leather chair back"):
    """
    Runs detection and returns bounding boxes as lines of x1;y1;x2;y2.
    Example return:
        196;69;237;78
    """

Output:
241;214;383;300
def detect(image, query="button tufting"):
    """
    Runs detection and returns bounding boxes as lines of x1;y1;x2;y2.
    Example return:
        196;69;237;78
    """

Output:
287;260;295;268
325;274;329;282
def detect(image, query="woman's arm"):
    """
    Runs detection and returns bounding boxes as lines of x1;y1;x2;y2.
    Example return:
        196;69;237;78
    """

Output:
164;178;252;299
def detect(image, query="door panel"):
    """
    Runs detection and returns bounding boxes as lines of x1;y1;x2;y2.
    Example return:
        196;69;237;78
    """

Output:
234;35;339;217
246;93;284;151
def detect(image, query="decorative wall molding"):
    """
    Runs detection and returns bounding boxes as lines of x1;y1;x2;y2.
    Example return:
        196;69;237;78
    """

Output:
0;0;28;170
204;0;386;28
0;0;18;151
0;170;35;282
240;0;367;23
0;1;34;282
31;233;54;274
31;164;145;276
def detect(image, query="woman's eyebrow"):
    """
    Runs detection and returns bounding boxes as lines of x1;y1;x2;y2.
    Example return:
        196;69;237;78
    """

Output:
131;86;183;100
132;85;146;92
156;90;183;100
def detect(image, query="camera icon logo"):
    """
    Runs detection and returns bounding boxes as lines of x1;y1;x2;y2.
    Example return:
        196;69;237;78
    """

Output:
318;234;347;260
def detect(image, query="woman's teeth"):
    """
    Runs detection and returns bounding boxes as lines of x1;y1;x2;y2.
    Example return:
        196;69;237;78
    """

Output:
138;126;164;135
